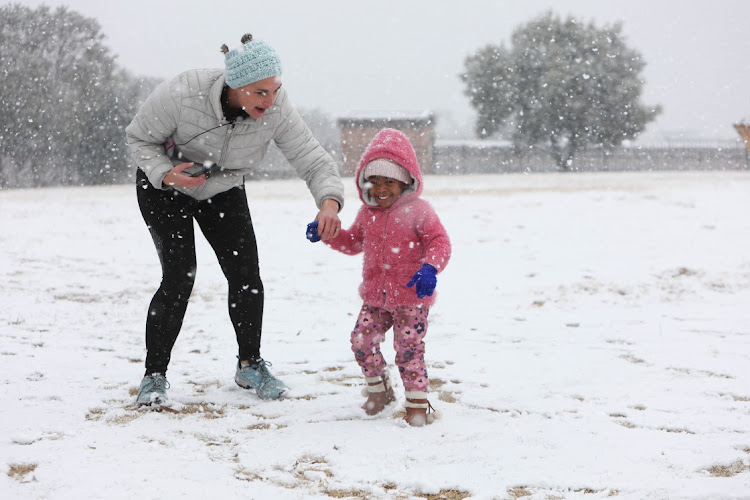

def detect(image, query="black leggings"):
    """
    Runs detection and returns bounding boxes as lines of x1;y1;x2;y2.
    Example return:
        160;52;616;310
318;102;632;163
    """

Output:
136;169;263;375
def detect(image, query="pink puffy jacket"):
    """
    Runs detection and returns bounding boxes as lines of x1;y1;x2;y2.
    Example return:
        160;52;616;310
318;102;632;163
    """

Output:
324;128;451;308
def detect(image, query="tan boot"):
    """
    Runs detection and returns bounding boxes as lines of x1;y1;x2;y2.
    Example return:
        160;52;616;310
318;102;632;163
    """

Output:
404;391;442;427
361;372;395;416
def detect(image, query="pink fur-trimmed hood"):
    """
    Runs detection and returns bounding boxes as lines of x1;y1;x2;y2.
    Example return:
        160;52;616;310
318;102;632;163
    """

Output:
324;128;451;308
355;128;423;206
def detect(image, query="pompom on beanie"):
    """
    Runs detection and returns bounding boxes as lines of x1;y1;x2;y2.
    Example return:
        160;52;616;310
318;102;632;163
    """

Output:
223;33;282;89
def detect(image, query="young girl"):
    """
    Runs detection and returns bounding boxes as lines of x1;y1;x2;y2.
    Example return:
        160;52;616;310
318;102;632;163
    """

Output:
306;128;451;426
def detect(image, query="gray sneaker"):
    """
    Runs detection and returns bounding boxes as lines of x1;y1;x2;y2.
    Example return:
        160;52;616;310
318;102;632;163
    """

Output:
235;358;286;400
136;373;169;406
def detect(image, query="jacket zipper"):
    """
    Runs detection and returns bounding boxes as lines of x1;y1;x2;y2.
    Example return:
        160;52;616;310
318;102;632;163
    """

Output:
378;210;390;307
217;122;235;167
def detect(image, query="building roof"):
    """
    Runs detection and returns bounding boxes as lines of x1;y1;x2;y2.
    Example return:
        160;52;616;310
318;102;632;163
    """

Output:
338;110;436;127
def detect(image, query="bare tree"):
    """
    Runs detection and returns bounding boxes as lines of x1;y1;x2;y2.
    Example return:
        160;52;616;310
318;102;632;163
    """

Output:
0;4;159;187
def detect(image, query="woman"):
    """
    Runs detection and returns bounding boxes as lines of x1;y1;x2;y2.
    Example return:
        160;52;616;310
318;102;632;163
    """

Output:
126;33;344;406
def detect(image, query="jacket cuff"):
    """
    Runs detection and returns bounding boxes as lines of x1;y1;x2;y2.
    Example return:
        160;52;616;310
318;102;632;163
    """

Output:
318;194;344;212
146;163;174;190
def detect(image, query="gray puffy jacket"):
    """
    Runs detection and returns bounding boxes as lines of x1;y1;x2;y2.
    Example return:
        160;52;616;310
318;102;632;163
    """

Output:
126;68;344;207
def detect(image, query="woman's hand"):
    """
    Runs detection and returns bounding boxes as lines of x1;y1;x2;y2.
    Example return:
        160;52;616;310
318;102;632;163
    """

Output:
314;199;341;240
162;163;207;189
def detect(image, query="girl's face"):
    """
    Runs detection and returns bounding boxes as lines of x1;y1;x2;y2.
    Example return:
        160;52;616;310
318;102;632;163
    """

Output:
367;175;408;208
228;76;282;119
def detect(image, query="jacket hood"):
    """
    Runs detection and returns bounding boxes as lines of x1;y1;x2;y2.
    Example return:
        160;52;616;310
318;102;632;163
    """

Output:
355;128;423;206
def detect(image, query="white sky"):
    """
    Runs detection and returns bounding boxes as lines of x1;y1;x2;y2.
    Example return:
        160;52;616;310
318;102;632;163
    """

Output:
9;0;750;141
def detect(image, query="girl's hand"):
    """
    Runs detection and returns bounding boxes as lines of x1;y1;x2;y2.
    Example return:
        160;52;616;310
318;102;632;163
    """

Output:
162;162;208;189
314;199;341;240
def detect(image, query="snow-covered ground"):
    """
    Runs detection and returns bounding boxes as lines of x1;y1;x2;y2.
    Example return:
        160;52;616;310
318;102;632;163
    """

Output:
1;170;749;499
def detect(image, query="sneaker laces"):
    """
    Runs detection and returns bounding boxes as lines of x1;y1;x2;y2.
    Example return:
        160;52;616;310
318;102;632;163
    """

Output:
148;373;170;392
252;359;272;375
250;360;278;387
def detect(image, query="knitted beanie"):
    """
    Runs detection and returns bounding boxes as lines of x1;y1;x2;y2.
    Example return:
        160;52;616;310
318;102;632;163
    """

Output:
224;34;282;89
363;158;412;185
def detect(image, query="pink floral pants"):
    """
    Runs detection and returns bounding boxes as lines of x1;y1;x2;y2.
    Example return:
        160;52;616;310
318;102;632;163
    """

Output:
350;303;430;392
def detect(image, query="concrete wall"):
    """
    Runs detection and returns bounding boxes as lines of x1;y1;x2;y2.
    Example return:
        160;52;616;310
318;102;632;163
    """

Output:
433;142;749;174
246;135;748;181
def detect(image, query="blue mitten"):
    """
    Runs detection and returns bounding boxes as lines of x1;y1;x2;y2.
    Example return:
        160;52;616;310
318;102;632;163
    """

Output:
306;221;321;243
406;263;438;299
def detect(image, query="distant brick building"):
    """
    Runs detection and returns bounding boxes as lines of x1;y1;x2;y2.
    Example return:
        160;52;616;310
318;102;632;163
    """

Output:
337;113;436;176
734;123;750;150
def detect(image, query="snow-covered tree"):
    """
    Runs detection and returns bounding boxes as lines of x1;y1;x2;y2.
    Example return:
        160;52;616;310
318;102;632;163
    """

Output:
461;11;661;170
83;68;161;185
0;4;158;187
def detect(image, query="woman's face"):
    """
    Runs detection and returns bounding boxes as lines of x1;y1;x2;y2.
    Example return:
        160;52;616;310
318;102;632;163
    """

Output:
228;76;282;119
367;175;408;208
